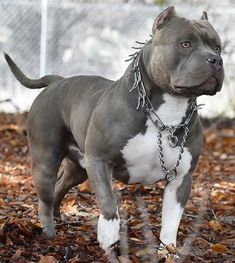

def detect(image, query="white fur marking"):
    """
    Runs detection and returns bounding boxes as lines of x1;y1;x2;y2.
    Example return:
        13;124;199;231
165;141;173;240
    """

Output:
97;214;120;250
156;94;189;126
122;93;191;184
160;184;184;245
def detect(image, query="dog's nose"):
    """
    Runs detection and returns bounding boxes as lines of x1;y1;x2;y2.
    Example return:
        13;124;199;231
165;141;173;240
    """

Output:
207;55;223;69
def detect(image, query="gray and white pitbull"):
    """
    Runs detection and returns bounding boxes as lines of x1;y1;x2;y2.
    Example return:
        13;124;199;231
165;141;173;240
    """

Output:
5;6;224;254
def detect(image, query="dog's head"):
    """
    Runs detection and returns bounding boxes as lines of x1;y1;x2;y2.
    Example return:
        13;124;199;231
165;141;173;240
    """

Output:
148;6;224;97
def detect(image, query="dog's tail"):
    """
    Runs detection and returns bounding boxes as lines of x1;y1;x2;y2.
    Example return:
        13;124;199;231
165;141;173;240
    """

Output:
4;53;64;89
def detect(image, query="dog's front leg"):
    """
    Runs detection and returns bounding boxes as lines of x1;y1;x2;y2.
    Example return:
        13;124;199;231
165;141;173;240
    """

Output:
85;156;120;251
159;174;192;248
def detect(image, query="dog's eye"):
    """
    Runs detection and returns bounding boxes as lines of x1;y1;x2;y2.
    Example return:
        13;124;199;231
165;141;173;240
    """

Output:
215;45;221;53
180;41;192;48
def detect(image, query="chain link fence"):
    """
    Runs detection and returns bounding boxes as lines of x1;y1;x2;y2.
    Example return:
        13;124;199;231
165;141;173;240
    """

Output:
0;0;234;117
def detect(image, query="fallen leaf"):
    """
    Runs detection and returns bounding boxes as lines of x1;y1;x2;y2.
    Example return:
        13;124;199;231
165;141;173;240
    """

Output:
130;255;140;263
166;244;179;254
12;248;22;259
166;255;176;263
211;243;228;254
158;248;168;259
79;179;92;192
209;220;223;231
118;256;132;263
39;255;58;263
129;237;143;244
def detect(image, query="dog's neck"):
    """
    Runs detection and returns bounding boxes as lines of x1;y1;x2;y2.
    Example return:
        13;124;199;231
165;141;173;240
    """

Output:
123;41;200;128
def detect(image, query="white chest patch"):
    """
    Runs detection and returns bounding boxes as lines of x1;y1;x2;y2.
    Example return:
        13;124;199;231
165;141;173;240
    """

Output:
121;94;192;185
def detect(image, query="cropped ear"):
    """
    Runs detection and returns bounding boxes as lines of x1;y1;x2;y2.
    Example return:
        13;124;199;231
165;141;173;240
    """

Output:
152;6;176;34
201;11;208;20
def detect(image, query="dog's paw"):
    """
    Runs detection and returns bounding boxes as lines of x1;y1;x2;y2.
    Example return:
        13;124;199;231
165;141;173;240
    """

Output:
97;214;120;251
42;226;56;239
39;215;56;239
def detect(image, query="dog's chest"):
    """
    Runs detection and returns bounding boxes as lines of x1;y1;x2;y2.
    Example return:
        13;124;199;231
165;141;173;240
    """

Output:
121;94;192;184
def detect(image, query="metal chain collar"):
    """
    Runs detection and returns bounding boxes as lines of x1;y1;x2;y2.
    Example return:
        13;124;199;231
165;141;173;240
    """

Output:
126;47;203;183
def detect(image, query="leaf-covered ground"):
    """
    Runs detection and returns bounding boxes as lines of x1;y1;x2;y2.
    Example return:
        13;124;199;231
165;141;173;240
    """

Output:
0;113;234;263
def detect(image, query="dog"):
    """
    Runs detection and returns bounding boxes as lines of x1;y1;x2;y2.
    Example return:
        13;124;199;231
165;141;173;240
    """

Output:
5;6;224;256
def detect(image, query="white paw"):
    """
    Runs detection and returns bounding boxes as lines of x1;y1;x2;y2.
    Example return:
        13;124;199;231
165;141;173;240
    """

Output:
97;214;120;251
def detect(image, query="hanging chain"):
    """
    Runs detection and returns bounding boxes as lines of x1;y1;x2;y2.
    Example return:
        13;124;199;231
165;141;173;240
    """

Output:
127;47;204;183
157;126;190;182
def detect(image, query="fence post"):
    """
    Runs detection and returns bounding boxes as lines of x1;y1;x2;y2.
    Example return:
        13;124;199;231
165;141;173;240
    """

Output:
40;0;48;77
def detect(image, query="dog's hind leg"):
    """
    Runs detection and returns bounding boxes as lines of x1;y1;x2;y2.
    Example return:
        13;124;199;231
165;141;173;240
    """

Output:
29;140;63;238
54;158;88;218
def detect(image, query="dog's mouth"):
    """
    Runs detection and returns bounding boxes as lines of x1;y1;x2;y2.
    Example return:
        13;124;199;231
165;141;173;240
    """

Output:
174;76;220;96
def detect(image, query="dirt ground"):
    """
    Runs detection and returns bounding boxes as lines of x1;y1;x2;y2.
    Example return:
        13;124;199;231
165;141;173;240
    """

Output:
0;113;234;263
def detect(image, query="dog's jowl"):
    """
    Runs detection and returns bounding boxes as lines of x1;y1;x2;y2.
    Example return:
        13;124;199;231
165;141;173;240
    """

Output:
5;6;224;255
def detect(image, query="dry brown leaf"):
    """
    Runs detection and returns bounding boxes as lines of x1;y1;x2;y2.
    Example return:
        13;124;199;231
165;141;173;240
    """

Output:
211;243;229;254
6;235;14;245
157;244;180;260
118;256;133;263
205;132;216;143
129;255;140;263
214;165;221;172
166;255;176;263
0;198;5;206
12;248;22;259
129;237;143;244
209;220;223;231
79;179;92;192
39;255;58;263
158;248;168;259
165;244;179;254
